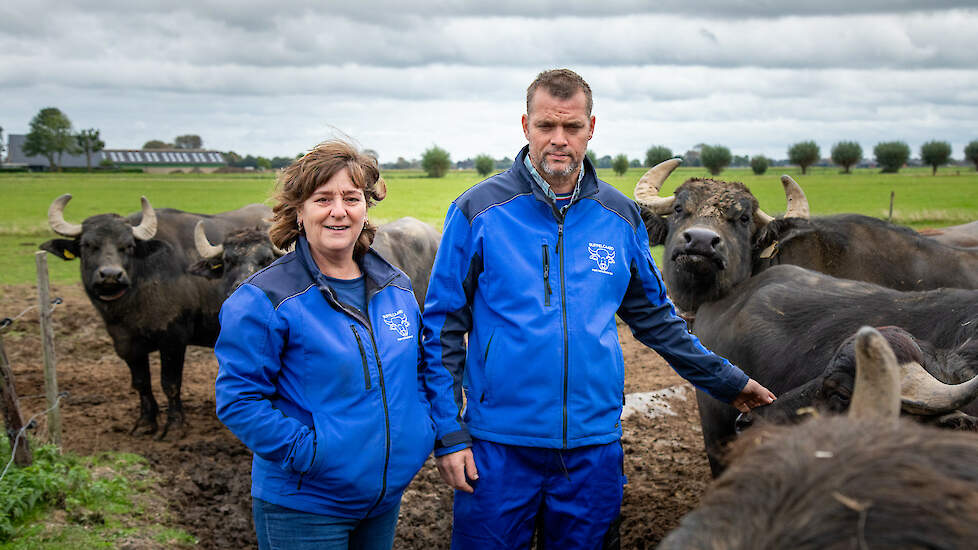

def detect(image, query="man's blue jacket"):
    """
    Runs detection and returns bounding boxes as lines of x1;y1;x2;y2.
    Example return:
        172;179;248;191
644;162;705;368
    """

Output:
215;236;435;518
422;147;748;456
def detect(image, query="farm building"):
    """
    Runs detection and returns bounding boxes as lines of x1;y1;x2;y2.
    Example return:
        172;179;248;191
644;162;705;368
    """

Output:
5;133;228;173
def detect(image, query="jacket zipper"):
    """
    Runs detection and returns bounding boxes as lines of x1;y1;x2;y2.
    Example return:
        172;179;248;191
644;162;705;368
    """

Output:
557;223;569;448
542;244;552;307
350;325;371;390
364;328;392;516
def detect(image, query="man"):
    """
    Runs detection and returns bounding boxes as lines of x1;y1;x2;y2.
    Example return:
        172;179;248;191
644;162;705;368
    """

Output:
421;69;775;549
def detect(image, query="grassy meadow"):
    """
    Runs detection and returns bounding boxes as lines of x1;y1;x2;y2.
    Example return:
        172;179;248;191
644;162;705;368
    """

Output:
1;164;977;286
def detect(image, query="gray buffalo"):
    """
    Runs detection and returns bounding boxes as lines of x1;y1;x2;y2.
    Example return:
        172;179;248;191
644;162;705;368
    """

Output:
40;195;271;438
659;327;978;550
918;220;978;248
191;216;440;308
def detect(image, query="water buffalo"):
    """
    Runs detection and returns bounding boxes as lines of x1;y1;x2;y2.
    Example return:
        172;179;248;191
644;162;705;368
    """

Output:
40;194;271;439
635;160;978;315
687;264;978;474
191;216;440;308
659;327;978;550
633;160;978;473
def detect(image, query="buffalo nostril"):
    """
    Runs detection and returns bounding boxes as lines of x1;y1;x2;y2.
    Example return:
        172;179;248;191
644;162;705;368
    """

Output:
711;236;720;247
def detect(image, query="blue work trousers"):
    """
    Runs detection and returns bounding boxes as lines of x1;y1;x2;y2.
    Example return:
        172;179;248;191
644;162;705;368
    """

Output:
252;497;401;550
451;438;625;550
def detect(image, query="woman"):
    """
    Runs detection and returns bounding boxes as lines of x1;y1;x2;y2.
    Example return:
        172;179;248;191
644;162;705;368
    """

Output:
214;140;435;549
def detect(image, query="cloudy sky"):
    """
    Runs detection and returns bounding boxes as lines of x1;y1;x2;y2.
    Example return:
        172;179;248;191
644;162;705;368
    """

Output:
3;1;978;163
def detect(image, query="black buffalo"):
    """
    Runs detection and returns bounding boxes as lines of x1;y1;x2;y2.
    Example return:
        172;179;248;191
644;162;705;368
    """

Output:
635;160;978;315
633;160;978;474
659;327;978;550
191;216;440;309
40;194;271;438
687;264;978;474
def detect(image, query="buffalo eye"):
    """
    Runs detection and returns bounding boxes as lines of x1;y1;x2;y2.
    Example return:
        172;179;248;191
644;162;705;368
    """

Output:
673;203;683;214
740;214;750;224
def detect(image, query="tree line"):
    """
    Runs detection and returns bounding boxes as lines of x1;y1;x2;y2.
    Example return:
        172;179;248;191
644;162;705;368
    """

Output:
11;107;978;177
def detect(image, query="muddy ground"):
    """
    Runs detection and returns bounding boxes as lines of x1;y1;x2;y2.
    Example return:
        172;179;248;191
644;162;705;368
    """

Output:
2;282;710;549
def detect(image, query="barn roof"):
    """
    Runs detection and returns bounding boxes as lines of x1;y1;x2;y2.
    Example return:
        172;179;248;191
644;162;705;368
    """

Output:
5;134;227;168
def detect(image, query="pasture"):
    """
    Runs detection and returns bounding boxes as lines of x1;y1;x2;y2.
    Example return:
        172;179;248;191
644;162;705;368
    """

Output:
2;164;977;286
2;164;978;547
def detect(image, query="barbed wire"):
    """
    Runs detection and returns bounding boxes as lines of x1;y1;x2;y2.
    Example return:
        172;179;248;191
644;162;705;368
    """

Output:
0;392;68;484
0;297;63;332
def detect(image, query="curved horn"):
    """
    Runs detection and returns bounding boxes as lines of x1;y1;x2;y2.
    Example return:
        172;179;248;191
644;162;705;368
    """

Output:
47;194;83;236
780;175;810;219
633;158;681;215
131;196;157;241
848;326;902;420
899;361;978;415
194;221;223;259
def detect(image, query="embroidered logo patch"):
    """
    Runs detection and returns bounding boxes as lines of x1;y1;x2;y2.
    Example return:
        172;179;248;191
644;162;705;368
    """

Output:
588;242;616;275
382;310;413;341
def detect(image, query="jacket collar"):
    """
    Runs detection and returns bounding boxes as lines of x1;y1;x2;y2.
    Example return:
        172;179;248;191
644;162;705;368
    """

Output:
513;145;600;207
295;235;403;295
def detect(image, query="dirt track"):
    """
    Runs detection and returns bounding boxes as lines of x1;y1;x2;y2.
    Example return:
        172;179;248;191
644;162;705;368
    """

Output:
2;282;710;549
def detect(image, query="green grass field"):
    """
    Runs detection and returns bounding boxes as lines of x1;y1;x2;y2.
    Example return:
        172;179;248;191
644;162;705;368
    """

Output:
2;165;976;286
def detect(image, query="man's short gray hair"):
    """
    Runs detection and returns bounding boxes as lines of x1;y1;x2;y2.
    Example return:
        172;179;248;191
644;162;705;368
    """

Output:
526;69;593;116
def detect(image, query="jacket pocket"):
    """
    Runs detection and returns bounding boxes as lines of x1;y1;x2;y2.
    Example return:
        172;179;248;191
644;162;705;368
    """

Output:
480;327;497;404
350;325;371;390
542;243;552;307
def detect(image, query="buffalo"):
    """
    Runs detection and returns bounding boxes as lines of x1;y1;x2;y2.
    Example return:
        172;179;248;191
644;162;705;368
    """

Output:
659;327;978;550
40;194;271;438
633;161;978;474
918;220;978;248
191;216;440;308
635;160;978;316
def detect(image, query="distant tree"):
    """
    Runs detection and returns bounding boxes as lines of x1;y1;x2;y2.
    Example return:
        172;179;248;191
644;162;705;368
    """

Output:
630;158;641;168
965;140;978;172
731;154;750;167
256;156;272;170
598;155;612;169
787;141;820;175
586;149;597;166
700;144;732;176
22;107;78;171
421;145;451;178
75;128;104;172
645;145;673;168
474;154;495;177
0;126;5;165
612;154;629;176
224;151;242;165
874;141;911;173
750;155;769;175
830;141;862;174
920;140;952;176
174;134;203;149
143;140;170;149
270;156;293;169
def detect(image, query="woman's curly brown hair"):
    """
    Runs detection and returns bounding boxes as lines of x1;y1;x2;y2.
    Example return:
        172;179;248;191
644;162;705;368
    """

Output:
269;140;387;259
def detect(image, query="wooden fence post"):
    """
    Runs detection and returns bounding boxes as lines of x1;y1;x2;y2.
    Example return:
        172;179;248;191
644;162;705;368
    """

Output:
889;191;895;222
35;251;62;449
0;332;32;466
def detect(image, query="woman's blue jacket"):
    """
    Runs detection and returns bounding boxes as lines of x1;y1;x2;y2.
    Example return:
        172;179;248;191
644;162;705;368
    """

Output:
215;235;434;518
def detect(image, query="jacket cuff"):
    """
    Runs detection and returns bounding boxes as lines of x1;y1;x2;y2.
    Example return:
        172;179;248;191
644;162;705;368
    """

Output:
434;429;471;457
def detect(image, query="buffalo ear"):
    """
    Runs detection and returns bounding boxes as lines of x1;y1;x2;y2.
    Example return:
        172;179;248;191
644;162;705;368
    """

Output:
40;239;80;261
189;258;224;278
640;208;669;246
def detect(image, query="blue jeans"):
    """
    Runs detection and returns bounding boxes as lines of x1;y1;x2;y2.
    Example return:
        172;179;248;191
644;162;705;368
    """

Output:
253;498;401;550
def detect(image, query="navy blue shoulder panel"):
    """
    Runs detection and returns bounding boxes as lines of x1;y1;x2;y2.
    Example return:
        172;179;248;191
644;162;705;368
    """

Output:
585;181;643;231
243;252;315;308
453;167;532;223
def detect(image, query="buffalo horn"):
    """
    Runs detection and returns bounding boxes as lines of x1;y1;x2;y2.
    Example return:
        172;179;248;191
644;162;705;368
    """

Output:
194;221;223;259
633;158;681;215
372;178;388;201
47;194;83;236
131;196;158;241
899;361;978;415
848;326;902;420
780;175;810;219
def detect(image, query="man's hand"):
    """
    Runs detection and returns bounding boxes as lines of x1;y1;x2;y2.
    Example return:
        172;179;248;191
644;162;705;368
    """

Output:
436;448;479;493
731;378;776;413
